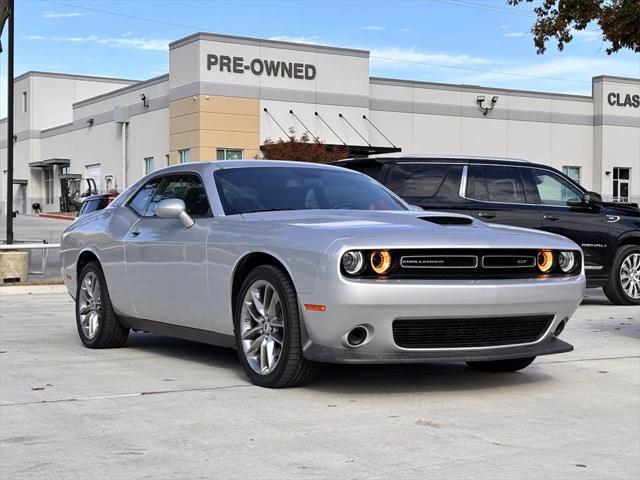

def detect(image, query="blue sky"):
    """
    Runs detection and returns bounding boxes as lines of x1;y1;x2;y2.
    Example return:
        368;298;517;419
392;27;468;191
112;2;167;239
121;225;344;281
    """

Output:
1;0;639;116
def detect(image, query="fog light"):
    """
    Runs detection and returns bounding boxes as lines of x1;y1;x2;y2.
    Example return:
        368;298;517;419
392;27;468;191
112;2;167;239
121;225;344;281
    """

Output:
342;251;364;275
371;250;392;275
537;250;554;273
346;326;368;347
558;251;576;273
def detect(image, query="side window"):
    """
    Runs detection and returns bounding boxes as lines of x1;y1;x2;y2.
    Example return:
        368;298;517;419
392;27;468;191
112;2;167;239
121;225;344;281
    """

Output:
147;173;211;217
129;177;162;216
482;166;526;203
531;170;583;206
386;164;449;199
465;166;489;201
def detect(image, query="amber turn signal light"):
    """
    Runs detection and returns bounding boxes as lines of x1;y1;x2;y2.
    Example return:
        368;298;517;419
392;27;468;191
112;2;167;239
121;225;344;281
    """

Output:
371;250;392;275
537;250;554;273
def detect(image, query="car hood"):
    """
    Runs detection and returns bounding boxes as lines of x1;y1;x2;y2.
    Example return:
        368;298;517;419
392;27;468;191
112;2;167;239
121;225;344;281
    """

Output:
602;201;640;217
240;210;579;250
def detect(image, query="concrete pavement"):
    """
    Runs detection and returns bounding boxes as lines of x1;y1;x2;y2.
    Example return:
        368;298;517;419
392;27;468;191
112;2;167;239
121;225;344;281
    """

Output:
0;286;638;479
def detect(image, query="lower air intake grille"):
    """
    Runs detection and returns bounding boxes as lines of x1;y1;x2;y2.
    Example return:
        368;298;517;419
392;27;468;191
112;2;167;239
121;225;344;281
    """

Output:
392;315;554;348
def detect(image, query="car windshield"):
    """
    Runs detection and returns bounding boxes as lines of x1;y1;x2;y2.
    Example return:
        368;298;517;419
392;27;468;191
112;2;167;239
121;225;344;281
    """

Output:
214;166;408;215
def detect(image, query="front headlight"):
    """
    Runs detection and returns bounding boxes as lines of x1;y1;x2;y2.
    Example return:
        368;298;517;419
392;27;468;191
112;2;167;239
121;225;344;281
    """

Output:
558;251;576;273
342;250;365;275
537;250;554;273
370;250;392;275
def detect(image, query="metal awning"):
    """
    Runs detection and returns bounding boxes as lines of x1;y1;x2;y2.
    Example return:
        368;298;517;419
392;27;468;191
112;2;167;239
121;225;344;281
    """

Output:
29;158;70;168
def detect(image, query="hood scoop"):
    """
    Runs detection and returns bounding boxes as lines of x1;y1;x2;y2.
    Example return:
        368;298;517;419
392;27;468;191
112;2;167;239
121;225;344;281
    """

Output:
419;216;473;226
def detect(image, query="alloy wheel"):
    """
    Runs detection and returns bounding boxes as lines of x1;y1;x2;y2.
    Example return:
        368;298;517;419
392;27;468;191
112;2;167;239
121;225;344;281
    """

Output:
78;271;102;339
240;279;285;375
620;253;640;300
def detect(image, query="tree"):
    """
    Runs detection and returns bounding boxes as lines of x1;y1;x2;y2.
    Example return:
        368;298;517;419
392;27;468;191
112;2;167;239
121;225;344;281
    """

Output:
508;0;640;54
261;129;350;163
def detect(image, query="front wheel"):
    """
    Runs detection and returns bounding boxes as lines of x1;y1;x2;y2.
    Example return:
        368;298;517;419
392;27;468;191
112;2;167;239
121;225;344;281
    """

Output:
466;357;536;372
603;245;640;305
76;261;129;348
234;265;316;388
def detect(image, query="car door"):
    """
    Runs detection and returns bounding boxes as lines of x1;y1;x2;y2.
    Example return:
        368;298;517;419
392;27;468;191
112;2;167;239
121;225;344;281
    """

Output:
464;164;541;229
124;172;212;329
523;166;609;270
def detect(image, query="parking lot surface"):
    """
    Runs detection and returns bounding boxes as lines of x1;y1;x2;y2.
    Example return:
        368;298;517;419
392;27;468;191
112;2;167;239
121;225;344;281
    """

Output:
0;286;638;479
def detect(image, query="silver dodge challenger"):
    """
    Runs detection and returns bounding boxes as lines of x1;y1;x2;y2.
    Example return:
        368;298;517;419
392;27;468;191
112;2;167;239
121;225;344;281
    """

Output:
61;160;585;387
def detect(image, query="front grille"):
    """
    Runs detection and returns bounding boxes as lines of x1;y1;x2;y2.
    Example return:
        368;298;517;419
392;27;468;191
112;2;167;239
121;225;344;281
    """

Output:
341;248;582;280
392;315;554;349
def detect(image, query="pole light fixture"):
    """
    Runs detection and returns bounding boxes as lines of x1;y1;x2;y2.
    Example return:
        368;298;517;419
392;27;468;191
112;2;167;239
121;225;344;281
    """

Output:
477;95;498;116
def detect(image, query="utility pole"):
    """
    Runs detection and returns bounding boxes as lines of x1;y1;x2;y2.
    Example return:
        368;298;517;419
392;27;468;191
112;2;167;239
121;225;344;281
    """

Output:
1;0;14;244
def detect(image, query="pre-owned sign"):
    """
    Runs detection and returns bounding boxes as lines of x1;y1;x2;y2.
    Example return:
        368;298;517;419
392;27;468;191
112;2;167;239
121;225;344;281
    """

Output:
206;54;316;80
607;92;640;108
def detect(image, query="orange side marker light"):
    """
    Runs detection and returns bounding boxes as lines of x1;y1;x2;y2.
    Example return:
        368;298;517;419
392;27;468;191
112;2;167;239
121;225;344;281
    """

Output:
304;304;327;312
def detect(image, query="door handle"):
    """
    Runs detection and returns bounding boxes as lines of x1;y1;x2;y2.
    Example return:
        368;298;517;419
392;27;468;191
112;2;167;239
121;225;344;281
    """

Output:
543;214;560;221
477;212;496;219
130;226;143;236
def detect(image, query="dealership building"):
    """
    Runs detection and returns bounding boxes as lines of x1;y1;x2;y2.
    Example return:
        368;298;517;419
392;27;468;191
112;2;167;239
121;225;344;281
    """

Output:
1;32;639;213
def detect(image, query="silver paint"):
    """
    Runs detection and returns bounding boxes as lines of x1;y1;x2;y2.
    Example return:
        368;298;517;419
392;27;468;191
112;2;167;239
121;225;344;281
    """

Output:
61;160;586;364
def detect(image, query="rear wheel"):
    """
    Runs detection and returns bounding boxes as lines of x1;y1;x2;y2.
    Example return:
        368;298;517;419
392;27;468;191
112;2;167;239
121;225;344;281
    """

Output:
466;357;536;372
76;261;129;348
234;265;315;388
603;245;640;306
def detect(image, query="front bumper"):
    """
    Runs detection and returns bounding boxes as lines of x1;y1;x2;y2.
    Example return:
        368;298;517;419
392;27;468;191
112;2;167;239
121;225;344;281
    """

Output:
299;274;584;364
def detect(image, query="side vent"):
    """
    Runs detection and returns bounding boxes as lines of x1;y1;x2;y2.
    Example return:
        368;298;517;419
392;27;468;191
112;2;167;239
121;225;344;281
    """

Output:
419;216;473;226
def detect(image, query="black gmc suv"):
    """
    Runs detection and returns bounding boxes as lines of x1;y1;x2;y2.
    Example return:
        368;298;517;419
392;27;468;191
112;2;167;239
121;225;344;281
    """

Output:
337;155;640;305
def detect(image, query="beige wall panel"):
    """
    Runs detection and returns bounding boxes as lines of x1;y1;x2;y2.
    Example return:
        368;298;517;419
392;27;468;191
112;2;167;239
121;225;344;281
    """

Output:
199;96;259;116
199;131;259;149
170;130;201;151
169;97;201;118
199;112;259;133
170;113;200;135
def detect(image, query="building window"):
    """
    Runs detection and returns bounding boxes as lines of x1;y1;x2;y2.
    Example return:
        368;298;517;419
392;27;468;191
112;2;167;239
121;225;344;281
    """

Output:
43;168;54;204
613;167;631;202
562;166;581;185
22;91;27;113
179;149;190;164
216;148;243;160
144;156;154;175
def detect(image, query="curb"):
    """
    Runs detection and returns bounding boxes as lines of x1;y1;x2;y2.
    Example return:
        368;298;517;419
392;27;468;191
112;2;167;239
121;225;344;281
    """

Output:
38;213;75;221
0;283;68;295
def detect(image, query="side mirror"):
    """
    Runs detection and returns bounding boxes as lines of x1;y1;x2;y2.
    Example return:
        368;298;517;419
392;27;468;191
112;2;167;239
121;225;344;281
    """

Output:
155;198;195;228
583;191;603;206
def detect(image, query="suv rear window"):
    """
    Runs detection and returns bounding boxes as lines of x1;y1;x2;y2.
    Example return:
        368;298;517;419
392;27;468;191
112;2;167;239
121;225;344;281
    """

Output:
386;164;449;199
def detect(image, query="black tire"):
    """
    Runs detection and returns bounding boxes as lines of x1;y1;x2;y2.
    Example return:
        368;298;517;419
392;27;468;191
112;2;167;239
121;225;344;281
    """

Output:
76;261;129;348
603;245;640;306
466;356;536;372
233;265;316;388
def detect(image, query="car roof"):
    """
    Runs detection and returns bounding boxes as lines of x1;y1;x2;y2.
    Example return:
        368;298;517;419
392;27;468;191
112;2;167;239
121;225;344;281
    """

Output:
335;155;592;173
146;159;350;177
336;154;532;167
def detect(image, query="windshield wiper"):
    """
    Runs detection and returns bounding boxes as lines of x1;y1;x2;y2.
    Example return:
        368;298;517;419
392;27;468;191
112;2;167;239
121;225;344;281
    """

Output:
245;207;297;213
